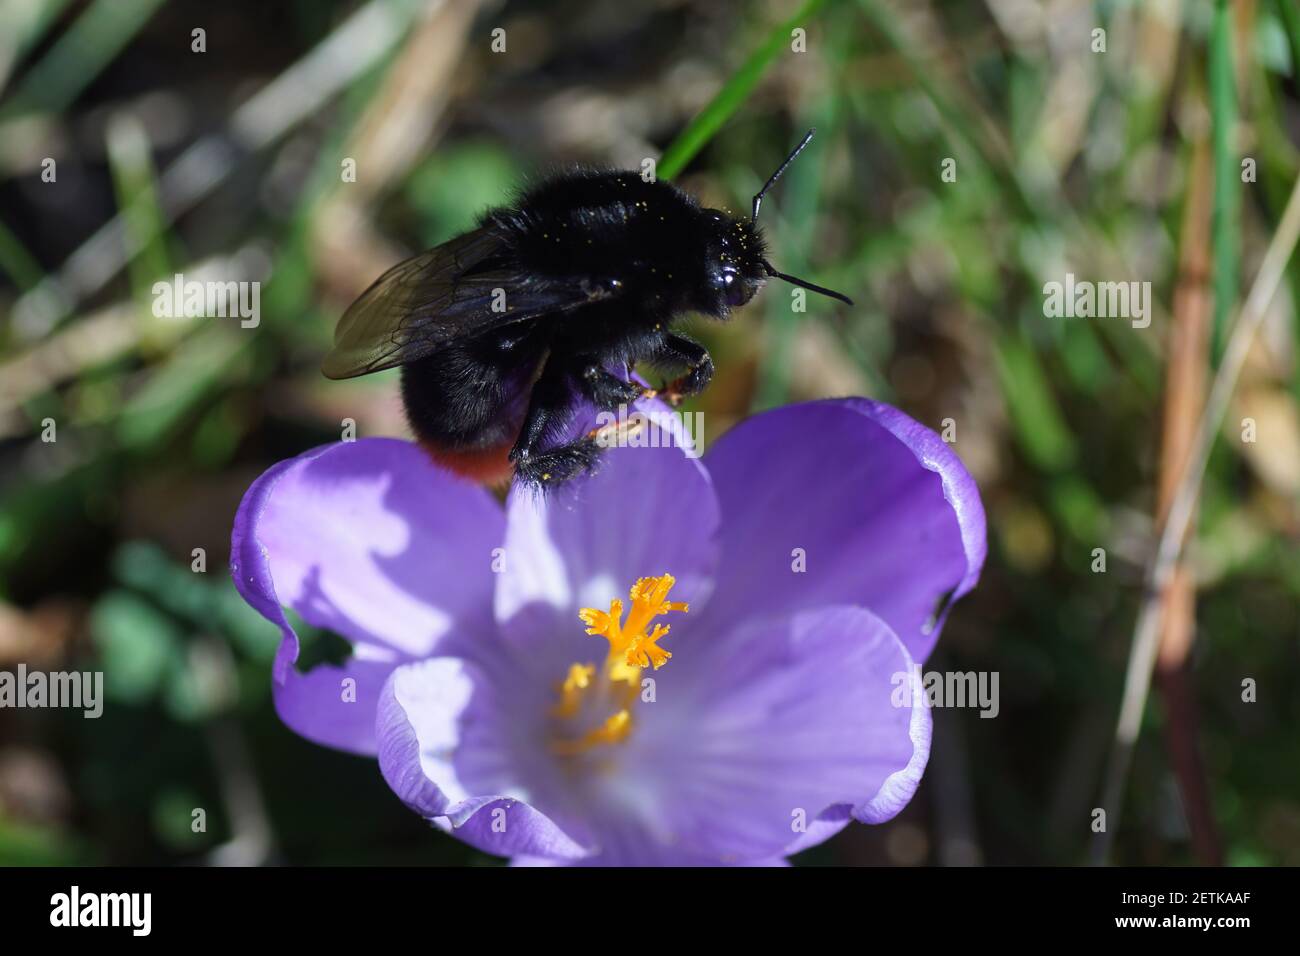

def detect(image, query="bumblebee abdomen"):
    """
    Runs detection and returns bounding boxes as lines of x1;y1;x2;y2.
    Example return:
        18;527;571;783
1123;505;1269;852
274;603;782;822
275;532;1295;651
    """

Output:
399;329;542;450
417;437;516;486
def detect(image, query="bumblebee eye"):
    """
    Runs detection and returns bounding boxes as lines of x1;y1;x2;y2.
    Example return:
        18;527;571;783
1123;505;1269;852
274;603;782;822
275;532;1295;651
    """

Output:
718;268;750;306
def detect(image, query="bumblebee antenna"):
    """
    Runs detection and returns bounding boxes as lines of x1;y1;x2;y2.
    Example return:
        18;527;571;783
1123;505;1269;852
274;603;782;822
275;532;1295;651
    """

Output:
752;128;816;224
763;260;854;306
751;130;851;307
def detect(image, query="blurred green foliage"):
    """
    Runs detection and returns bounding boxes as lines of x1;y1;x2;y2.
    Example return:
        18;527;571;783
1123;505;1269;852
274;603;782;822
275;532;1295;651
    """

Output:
0;0;1298;866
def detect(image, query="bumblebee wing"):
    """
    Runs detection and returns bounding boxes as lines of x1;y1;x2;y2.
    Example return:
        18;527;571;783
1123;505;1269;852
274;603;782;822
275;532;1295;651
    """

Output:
322;227;500;379
321;226;621;379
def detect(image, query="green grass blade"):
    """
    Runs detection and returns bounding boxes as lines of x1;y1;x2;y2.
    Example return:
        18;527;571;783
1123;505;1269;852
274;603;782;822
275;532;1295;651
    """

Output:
1;0;166;119
1275;0;1300;77
1210;0;1239;361
658;0;825;180
106;113;172;308
0;217;45;292
995;335;1078;472
0;0;74;86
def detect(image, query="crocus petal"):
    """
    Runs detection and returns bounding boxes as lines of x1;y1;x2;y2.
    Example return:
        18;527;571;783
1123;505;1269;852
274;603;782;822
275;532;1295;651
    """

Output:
510;851;789;866
494;430;720;678
702;398;985;662
782;804;853;856
512;858;785;868
230;438;504;755
377;658;592;860
608;604;930;862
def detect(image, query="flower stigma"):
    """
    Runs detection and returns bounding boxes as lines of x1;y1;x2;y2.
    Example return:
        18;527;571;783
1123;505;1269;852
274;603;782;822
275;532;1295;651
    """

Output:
549;574;687;757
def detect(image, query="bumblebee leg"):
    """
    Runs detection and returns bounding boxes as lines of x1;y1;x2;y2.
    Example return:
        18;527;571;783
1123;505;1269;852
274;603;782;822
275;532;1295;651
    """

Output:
510;360;602;487
513;439;604;488
577;362;643;410
654;333;714;398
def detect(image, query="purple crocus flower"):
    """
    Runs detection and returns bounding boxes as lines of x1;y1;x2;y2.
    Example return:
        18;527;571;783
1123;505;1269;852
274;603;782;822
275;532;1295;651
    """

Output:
231;398;985;865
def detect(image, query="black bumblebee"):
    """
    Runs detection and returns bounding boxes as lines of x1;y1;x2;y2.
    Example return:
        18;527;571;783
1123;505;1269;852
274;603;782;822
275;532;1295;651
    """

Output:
322;129;851;487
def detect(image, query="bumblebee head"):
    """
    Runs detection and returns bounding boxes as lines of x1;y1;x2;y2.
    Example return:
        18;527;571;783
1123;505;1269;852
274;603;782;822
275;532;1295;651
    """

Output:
706;129;854;315
702;211;768;312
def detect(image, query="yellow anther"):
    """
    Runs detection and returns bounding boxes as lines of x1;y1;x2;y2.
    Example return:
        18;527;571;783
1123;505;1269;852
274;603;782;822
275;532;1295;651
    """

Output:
550;663;596;719
579;599;624;647
625;623;672;670
549;574;687;757
622;574;688;637
551;710;632;756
